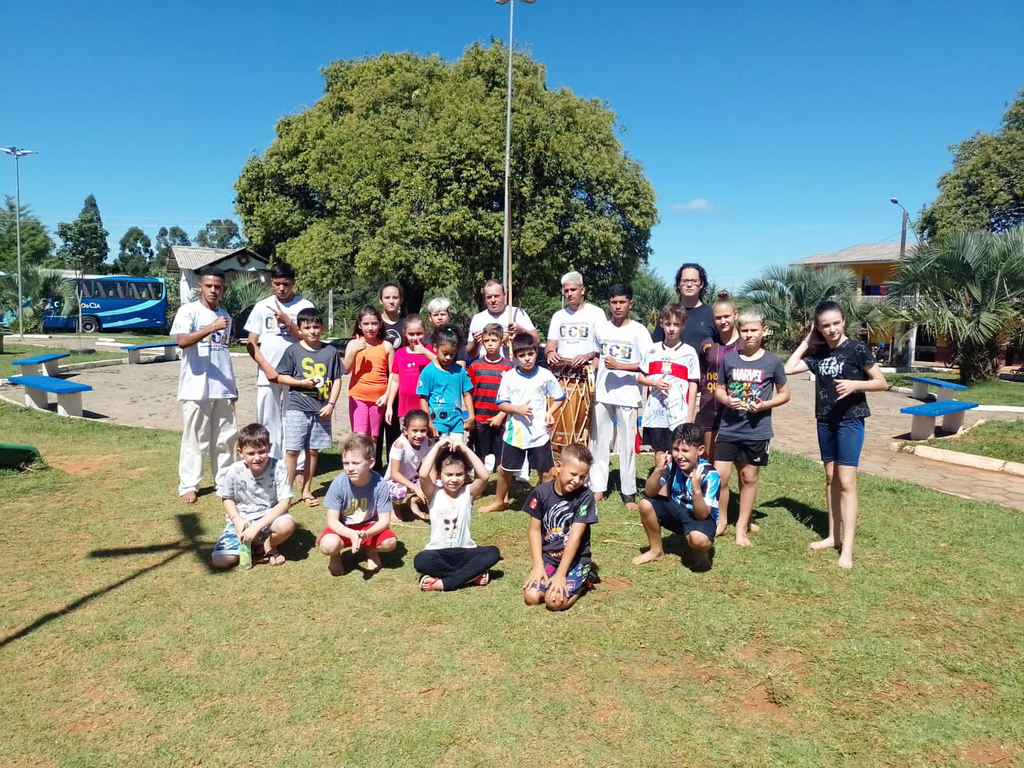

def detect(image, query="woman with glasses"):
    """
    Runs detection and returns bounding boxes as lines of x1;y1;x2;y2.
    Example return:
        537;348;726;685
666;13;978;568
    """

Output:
653;263;721;351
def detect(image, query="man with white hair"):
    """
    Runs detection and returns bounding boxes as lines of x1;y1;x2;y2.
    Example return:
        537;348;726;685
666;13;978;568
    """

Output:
545;271;605;369
467;280;538;358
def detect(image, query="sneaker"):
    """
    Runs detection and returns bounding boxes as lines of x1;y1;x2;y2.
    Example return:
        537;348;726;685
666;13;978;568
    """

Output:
485;454;496;473
516;464;530;483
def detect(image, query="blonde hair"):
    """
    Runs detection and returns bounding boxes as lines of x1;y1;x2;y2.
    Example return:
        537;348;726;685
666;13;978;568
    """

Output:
561;271;584;287
426;297;450;315
736;308;765;327
341;434;375;462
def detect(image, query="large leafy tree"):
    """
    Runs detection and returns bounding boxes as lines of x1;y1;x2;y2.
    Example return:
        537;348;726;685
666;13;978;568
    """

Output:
195;219;244;249
111;226;154;276
919;91;1024;238
153;226;191;273
893;228;1024;382
742;264;888;352
235;42;658;311
0;197;54;272
56;194;109;274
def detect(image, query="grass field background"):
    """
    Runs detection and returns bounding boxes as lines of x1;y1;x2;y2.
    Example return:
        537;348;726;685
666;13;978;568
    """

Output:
926;420;1024;465
2;403;1022;767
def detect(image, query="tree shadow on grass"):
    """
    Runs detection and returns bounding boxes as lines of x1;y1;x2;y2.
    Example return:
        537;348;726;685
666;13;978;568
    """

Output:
1;513;211;648
761;495;829;538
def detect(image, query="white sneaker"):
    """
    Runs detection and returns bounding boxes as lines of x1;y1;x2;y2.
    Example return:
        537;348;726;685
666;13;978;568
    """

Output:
517;464;530;483
485;454;496;473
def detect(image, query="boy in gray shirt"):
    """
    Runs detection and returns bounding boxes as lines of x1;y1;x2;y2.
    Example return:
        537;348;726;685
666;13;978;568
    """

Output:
213;423;296;568
276;308;344;507
714;310;791;547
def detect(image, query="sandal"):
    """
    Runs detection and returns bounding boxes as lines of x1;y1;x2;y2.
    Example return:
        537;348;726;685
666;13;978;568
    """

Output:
303;495;320;507
470;572;490;587
419;574;443;592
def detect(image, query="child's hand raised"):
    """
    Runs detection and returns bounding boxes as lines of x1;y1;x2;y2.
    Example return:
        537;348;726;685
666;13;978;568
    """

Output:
805;327;824;346
654;451;670;473
688;464;705;493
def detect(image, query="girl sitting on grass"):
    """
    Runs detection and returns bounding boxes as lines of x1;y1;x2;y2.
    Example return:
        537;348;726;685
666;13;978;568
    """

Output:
414;437;501;592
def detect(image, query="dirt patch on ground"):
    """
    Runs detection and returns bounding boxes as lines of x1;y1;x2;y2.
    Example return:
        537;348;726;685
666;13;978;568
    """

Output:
596;575;632;591
959;679;994;700
717;667;795;724
961;739;1017;765
48;453;123;476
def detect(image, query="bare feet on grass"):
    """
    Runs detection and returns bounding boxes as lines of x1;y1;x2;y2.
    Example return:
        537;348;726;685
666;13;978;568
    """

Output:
748;523;760;532
690;550;712;572
809;537;836;551
264;544;286;566
328;555;346;577
735;534;752;548
632;549;663;566
594;492;605;501
479;499;511;513
715;522;728;537
180;491;197;504
837;553;853;570
365;549;382;572
625;502;640;512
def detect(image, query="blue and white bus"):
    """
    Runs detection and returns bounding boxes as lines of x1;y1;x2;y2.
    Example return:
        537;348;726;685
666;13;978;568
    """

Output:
44;273;168;333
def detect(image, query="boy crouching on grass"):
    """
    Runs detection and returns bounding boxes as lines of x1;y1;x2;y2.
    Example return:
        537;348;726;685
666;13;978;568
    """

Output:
633;423;719;571
212;423;296;569
523;444;598;612
318;434;397;576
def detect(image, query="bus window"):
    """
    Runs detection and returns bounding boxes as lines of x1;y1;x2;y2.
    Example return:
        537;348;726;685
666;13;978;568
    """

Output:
78;280;93;299
103;280;127;299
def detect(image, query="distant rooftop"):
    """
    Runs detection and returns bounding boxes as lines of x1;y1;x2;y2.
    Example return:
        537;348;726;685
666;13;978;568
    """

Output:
794;242;918;267
169;246;267;271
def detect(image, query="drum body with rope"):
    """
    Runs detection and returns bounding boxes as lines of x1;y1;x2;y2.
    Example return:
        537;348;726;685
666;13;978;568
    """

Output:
550;362;593;453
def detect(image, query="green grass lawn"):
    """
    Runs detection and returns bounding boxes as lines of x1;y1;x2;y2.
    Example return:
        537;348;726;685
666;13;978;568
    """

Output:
925;420;1024;464
0;343;126;379
2;404;1022;767
888;371;1024;407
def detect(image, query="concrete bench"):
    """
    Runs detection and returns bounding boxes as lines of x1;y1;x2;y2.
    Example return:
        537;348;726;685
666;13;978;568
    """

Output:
908;376;967;401
11;352;71;376
120;342;178;364
901;400;978;440
8;374;93;417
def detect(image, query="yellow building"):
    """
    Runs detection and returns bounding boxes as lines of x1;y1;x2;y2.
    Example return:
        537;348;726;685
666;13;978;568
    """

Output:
794;242;935;364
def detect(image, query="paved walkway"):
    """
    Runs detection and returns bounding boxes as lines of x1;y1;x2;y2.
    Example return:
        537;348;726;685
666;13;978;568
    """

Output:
4;338;1024;511
773;375;1024;511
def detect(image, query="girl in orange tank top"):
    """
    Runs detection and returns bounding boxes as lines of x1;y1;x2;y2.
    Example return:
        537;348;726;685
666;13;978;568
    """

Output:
343;306;395;444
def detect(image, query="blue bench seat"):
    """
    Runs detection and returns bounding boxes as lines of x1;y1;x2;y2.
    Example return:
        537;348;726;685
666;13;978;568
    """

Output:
120;342;178;364
11;352;70;376
901;400;978;440
8;374;92;417
908;376;968;401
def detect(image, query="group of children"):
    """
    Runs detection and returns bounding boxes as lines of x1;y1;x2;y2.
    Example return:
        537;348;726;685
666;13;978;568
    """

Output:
174;262;884;605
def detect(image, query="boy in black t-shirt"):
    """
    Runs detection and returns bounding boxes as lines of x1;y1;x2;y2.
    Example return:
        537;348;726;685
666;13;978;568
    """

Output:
276;308;344;506
523;444;598;611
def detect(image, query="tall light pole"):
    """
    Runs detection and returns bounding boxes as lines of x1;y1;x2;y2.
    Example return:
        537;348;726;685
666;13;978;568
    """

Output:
496;0;535;305
1;147;38;341
890;197;920;258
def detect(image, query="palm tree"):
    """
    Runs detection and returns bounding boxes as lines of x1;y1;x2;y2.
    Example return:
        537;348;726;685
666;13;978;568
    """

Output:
892;228;1024;383
742;264;889;352
0;266;78;332
632;266;675;330
221;274;272;341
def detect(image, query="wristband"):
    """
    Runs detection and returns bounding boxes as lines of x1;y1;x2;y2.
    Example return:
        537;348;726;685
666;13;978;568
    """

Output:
326;402;336;409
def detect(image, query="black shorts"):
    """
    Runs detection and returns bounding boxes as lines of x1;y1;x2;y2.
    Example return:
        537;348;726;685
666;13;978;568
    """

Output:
645;427;673;453
714;438;770;466
501;442;554;474
473;425;504;461
647;496;717;542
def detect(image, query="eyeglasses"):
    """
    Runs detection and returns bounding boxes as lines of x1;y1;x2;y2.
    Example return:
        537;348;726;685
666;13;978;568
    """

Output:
678;279;702;286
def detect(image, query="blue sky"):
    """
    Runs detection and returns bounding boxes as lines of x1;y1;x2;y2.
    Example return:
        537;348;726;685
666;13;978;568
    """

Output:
2;0;1022;290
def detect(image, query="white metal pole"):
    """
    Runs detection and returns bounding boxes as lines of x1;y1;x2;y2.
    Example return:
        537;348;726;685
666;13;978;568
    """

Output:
14;155;24;340
502;0;514;304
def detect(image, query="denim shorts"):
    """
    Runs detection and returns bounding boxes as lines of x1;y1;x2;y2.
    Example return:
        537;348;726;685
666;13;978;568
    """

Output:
284;409;333;451
816;418;865;467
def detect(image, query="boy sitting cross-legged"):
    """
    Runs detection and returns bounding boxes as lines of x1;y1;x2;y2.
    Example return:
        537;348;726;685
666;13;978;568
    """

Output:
212;423;296;569
318;434;397;576
523;443;598;612
633;423;720;571
480;332;566;512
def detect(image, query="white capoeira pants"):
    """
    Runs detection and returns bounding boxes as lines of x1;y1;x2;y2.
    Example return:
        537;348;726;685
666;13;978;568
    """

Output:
178;399;238;496
256;382;305;471
590;401;638;496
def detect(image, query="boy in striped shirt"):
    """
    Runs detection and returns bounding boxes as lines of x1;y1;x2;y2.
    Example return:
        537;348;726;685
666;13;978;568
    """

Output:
468;323;513;472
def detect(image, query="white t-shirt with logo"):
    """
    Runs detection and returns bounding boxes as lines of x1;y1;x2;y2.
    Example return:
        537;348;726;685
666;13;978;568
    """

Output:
594;319;653;407
640;341;700;429
243;294;315;386
171;301;237;402
468;305;536;357
496;367;566;449
547;303;605;358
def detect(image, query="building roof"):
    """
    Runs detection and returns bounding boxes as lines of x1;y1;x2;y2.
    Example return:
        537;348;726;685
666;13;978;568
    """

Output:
794;242;918;267
168;246;267;271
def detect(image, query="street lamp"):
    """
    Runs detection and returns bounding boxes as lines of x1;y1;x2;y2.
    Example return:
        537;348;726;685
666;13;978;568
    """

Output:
496;0;535;305
1;147;38;341
890;197;920;258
